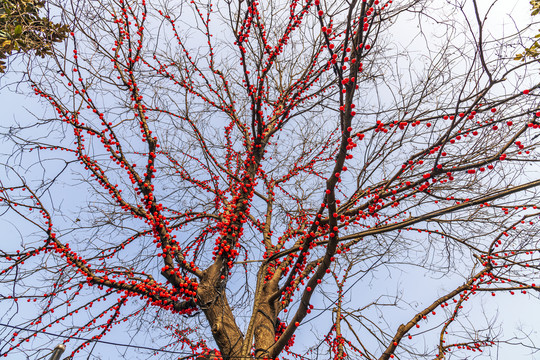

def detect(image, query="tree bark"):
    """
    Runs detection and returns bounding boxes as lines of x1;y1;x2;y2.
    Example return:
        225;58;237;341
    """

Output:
198;261;244;359
253;283;279;359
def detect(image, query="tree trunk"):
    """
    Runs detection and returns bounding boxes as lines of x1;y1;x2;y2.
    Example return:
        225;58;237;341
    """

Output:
198;261;244;359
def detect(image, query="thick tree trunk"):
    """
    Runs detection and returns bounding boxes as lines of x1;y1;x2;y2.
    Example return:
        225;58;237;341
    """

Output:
250;276;279;359
198;261;244;359
253;299;278;359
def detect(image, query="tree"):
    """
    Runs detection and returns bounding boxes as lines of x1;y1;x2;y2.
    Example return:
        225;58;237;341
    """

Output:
515;0;540;60
0;0;69;72
1;0;540;359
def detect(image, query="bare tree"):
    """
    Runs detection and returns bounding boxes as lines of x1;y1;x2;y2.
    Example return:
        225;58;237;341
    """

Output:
1;0;540;359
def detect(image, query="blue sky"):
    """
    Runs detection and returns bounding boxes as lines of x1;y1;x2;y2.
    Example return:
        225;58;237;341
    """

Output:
1;1;540;359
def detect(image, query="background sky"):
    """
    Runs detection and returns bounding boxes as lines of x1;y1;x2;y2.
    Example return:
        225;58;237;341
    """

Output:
1;1;540;359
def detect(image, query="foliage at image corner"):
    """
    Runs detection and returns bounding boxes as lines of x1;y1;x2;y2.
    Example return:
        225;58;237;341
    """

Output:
515;0;540;60
0;0;69;72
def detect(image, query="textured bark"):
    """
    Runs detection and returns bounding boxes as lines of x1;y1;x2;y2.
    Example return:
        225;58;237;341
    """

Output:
252;283;279;359
198;261;244;359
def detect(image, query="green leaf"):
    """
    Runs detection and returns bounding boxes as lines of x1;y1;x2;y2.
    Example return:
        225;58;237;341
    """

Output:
14;24;22;36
